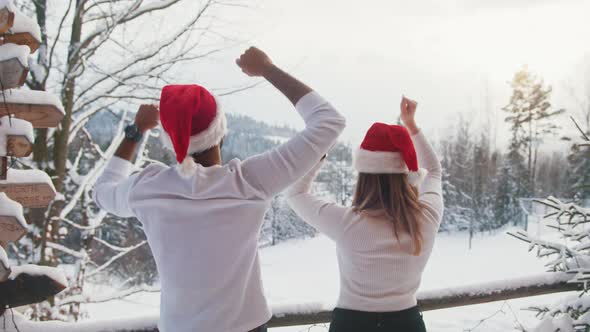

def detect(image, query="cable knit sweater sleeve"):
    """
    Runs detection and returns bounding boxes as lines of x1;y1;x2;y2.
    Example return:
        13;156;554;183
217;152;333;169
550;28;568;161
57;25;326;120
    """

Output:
284;161;349;241
412;130;444;224
241;91;346;199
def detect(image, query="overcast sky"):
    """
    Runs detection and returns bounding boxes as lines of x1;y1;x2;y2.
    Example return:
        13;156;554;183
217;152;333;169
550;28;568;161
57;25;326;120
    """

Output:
166;0;590;148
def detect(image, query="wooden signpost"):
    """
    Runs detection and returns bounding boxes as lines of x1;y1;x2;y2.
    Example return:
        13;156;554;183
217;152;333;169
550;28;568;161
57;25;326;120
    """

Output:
0;169;57;208
0;55;27;89
0;193;27;245
0;215;26;242
2;11;41;52
0;102;64;128
6;134;32;157
0;265;68;309
3;32;40;52
0;2;68;311
0;6;14;35
0;182;56;208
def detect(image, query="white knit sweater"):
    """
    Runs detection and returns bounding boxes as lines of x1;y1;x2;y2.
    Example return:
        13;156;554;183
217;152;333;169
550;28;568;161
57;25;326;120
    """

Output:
285;130;443;312
93;92;346;332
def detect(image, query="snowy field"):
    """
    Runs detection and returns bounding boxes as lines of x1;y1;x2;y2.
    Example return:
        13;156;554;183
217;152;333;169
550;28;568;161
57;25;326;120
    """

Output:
81;226;572;331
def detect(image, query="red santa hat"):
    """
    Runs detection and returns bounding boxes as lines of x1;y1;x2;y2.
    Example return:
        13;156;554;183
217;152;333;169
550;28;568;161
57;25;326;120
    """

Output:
353;123;427;187
159;84;227;176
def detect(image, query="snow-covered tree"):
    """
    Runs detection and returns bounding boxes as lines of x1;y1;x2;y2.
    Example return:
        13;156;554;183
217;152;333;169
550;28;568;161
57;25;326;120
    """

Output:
317;142;355;206
3;0;254;321
509;118;590;332
261;195;316;247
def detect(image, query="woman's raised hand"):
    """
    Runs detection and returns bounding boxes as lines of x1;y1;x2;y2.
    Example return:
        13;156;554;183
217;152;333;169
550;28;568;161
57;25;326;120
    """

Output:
400;96;419;135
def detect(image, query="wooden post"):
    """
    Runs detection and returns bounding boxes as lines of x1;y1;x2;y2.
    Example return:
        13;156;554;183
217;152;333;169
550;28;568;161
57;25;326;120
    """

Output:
0;156;6;180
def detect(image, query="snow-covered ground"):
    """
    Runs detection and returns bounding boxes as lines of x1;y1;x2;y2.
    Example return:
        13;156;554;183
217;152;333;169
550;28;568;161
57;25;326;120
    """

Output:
82;226;571;331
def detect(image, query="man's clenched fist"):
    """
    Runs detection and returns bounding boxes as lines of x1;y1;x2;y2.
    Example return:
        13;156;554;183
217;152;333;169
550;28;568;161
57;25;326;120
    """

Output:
236;47;274;77
135;104;160;133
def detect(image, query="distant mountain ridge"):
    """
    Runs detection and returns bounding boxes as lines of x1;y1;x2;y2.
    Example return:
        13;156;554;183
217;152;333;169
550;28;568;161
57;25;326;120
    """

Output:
86;111;297;161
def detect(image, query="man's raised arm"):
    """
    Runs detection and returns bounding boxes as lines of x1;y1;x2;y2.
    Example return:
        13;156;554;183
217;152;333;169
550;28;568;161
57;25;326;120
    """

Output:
92;105;160;217
238;47;347;198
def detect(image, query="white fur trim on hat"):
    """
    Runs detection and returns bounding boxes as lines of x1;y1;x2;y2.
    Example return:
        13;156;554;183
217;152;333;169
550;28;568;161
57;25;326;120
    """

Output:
353;148;409;174
186;106;227;156
353;147;428;187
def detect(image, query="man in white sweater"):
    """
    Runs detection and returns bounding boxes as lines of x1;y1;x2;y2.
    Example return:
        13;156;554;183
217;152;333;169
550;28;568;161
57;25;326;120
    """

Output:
92;47;346;332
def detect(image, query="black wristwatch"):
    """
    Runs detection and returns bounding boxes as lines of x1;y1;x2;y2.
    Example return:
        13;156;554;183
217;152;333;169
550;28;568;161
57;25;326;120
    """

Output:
124;123;143;142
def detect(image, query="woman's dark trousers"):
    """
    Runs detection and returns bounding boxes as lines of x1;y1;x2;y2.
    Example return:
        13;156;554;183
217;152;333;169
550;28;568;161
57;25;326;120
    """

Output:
329;306;427;332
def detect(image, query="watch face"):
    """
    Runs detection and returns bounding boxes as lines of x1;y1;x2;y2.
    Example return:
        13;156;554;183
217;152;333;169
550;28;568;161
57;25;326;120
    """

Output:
125;124;141;141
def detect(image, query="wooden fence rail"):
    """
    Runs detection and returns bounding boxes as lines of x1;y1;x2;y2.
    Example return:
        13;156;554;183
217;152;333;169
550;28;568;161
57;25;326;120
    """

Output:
3;273;580;332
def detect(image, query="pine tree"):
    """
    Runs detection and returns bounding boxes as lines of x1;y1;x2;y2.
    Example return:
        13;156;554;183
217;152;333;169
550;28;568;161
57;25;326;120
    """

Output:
565;119;590;202
503;67;564;196
493;160;520;229
471;133;494;232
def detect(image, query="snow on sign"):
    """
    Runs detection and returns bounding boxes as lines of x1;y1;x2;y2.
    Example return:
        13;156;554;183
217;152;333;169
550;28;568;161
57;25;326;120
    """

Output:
0;43;29;90
0;169;56;208
3;10;41;53
0;115;34;157
0;192;27;246
0;2;14;35
0;90;65;128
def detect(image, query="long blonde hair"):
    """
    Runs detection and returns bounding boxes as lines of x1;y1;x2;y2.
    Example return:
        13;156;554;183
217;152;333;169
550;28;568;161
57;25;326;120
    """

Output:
352;173;425;255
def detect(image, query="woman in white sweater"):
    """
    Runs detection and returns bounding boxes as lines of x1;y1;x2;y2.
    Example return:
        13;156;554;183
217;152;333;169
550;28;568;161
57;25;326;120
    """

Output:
285;96;443;332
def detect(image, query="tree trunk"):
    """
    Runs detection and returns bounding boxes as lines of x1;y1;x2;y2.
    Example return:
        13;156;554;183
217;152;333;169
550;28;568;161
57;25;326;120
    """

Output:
41;1;84;265
527;109;533;190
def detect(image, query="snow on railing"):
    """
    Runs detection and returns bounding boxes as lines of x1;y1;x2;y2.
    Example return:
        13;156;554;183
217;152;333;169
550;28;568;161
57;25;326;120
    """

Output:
0;272;581;331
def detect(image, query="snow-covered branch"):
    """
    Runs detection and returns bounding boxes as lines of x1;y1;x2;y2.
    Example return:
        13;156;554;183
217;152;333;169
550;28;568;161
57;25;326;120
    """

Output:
85;241;148;279
57;284;160;306
46;241;86;259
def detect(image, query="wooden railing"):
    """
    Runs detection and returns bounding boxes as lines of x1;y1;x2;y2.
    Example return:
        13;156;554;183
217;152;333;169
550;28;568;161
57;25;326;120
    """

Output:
270;273;578;328
6;273;579;332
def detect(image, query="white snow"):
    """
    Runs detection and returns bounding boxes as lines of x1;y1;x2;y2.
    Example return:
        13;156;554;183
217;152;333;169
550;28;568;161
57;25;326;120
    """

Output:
0;311;158;332
0;169;56;192
1;89;65;113
0;43;29;66
0;115;34;155
0;230;577;331
417;272;573;301
10;264;68;287
265;135;290;143
10;10;41;43
0;244;8;268
75;230;566;332
0;0;16;12
0;191;27;228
